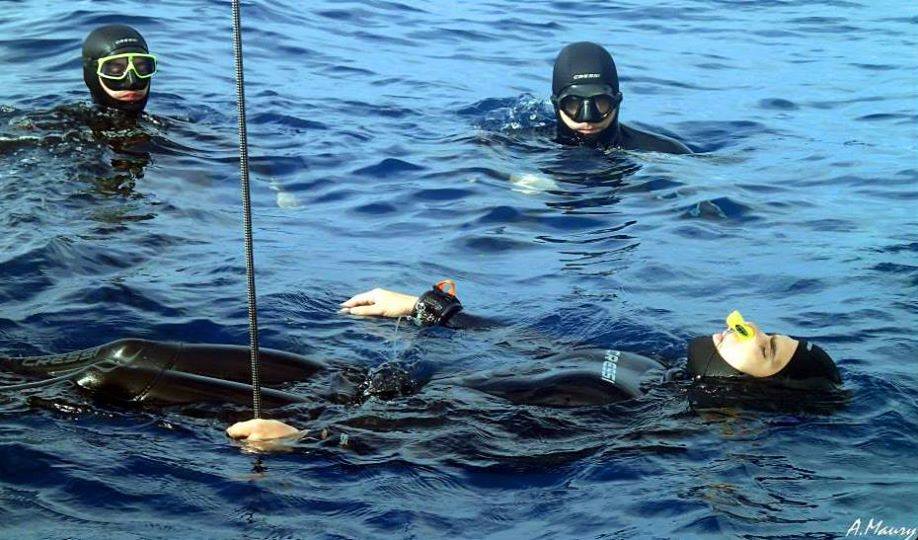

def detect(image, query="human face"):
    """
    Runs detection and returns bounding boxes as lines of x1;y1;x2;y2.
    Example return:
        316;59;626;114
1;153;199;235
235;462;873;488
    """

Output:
714;319;772;363
712;317;798;376
558;105;617;137
96;52;155;104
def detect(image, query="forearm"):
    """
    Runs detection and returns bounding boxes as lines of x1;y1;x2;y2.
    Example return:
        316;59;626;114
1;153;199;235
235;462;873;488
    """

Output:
340;281;504;331
410;280;504;331
440;310;501;330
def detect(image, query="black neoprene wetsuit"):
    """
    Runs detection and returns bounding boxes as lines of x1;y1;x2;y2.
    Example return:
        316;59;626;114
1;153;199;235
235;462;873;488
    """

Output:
556;122;692;154
0;338;664;409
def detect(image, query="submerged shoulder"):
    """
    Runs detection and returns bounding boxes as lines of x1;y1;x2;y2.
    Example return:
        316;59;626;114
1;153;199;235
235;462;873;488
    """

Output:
619;123;692;155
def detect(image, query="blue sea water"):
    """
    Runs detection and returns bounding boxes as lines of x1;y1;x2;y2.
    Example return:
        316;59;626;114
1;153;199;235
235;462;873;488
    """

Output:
1;0;917;538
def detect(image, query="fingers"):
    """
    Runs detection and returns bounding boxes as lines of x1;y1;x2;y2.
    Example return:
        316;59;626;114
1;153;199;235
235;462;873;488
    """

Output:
226;419;255;439
345;304;386;317
339;288;418;318
340;289;380;308
226;419;301;442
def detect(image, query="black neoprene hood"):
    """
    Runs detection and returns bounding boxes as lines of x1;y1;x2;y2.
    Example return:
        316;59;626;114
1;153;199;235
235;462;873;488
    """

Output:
551;42;622;145
82;24;151;113
552;41;620;97
687;336;841;384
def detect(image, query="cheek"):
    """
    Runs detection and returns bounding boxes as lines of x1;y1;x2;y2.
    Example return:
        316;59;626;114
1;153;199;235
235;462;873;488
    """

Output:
99;78;118;96
719;339;757;363
599;110;616;128
558;111;579;128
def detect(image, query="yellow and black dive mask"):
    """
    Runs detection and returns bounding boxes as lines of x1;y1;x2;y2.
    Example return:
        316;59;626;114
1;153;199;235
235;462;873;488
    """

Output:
96;52;157;88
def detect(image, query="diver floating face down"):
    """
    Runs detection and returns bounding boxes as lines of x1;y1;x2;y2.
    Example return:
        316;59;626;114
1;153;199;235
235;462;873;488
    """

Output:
82;25;157;113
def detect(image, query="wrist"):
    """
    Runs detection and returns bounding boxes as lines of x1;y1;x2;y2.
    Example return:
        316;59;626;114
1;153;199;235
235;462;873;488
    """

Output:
413;280;462;326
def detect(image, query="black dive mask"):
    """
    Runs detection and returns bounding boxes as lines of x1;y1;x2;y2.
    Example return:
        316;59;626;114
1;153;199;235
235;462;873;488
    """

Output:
553;84;622;123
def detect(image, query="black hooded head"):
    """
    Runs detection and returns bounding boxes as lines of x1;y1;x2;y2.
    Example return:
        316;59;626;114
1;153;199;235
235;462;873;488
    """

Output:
686;336;841;385
82;25;151;114
551;42;622;146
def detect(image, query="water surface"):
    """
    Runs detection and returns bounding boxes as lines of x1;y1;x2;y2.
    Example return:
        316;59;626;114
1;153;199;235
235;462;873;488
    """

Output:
1;1;916;538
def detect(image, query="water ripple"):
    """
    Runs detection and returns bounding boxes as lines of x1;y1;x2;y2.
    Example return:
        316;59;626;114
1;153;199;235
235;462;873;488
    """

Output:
0;0;915;538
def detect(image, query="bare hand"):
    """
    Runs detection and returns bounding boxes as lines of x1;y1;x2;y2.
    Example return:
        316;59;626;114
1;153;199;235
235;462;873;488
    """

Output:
339;288;418;318
226;418;301;442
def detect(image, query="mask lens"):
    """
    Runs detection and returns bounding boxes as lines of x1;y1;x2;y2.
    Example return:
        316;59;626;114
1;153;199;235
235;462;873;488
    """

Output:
99;57;130;78
594;94;614;116
132;56;156;77
559;95;584;119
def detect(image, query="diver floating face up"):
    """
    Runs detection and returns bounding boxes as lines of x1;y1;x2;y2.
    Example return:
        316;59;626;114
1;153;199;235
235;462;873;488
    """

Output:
82;25;157;113
708;311;798;371
687;310;839;382
551;42;623;139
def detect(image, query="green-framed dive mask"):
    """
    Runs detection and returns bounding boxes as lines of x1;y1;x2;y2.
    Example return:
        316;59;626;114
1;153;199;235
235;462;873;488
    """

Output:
96;52;158;80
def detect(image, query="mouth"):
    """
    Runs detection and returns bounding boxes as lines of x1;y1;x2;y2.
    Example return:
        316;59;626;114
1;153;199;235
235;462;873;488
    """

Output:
116;91;145;102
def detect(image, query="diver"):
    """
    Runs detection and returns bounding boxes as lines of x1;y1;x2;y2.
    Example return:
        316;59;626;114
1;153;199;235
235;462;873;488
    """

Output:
82;24;157;114
0;323;667;442
341;283;841;389
0;24;159;202
0;281;842;444
551;42;691;154
235;281;842;440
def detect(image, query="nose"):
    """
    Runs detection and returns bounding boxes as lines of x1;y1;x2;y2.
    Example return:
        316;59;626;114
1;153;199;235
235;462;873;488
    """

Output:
124;70;143;89
578;99;599;123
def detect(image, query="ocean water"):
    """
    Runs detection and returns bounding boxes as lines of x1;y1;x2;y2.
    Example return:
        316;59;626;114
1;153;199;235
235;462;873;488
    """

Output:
1;1;916;538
